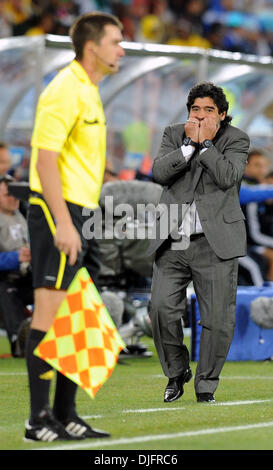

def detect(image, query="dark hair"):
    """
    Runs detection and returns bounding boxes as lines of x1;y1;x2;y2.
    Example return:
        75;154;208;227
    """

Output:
0;141;8;150
265;170;273;179
69;12;123;60
0;175;14;190
0;174;14;183
186;82;232;126
248;149;267;161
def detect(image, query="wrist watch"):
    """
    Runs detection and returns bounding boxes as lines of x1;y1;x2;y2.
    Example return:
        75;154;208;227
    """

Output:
183;136;198;147
200;139;213;149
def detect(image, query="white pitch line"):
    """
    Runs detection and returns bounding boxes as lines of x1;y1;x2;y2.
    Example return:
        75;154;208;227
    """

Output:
82;407;185;420
82;398;272;420
123;407;185;413
152;374;273;380
214;399;272;406
222;376;273;380
37;420;273;451
153;374;273;380
82;415;104;419
0;372;27;375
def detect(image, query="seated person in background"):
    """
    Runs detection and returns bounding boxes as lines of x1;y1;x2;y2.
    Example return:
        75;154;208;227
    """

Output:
0;142;29;217
238;180;273;285
0;142;12;177
103;159;119;183
0;175;33;357
242;149;270;186
261;170;273;238
239;181;273;205
241;149;273;282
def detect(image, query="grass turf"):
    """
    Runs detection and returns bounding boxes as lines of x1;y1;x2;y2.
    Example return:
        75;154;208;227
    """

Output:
0;334;273;451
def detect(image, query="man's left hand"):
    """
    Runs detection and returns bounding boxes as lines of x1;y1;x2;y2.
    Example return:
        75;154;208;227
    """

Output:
199;117;220;143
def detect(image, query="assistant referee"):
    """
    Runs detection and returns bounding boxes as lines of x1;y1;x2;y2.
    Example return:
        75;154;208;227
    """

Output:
25;12;125;442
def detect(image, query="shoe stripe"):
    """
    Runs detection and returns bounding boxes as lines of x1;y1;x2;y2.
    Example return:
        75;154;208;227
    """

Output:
43;430;58;442
72;424;81;433
66;422;77;433
48;432;58;442
36;427;58;442
66;422;87;436
37;427;48;439
77;426;87;436
42;430;53;441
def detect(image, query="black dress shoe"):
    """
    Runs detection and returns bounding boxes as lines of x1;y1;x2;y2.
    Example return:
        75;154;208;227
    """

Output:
164;368;192;403
196;393;216;403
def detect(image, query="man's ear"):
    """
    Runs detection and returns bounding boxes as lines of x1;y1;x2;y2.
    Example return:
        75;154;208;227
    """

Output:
84;39;97;56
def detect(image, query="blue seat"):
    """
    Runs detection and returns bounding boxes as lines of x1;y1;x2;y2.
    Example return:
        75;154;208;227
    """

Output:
190;284;273;361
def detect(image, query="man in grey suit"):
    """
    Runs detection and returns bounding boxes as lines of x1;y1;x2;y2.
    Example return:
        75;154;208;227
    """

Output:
148;82;250;403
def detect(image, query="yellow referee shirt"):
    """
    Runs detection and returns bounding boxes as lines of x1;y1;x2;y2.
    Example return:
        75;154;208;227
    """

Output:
29;60;106;209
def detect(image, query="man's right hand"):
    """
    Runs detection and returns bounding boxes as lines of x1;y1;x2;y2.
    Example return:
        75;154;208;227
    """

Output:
54;221;82;266
18;245;31;263
184;118;200;143
36;148;82;266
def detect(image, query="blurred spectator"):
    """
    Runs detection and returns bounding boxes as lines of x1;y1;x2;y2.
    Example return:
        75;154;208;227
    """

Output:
222;11;255;53
203;0;236;29
53;0;79;33
3;0;33;35
115;5;135;41
239;182;273;205
3;0;32;24
151;0;175;40
25;8;56;35
260;170;273;237
168;0;187;16
152;0;173;23
256;8;273;55
1;0;273;57
244;14;272;56
124;0;151;41
74;0;113;14
182;0;208;36
119;0;173;42
264;169;273;185
243;148;270;185
167;16;211;47
0;0;12;38
202;0;273;55
204;21;226;49
130;0;151;18
241;149;273;282
103;159;119;182
0;142;12;177
0;175;33;357
137;14;166;42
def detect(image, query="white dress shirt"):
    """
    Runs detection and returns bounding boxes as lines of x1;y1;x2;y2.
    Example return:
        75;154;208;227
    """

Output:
178;144;206;237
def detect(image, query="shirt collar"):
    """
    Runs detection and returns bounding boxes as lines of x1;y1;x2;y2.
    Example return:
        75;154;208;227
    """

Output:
70;60;97;87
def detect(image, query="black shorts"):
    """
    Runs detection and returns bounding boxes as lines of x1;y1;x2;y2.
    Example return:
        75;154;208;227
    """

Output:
27;195;100;290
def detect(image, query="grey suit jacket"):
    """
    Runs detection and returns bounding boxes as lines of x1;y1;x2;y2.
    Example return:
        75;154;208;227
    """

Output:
147;122;250;259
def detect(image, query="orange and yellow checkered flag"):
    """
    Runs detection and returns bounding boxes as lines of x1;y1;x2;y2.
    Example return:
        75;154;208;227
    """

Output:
34;267;125;399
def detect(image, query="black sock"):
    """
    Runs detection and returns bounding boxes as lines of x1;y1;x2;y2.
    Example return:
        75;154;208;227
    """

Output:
53;372;78;421
26;328;54;424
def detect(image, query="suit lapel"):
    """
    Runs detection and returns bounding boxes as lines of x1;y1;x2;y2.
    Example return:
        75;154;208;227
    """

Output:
191;151;203;193
190;124;226;192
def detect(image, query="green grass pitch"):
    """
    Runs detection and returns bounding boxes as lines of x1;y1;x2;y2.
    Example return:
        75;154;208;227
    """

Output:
0;334;273;451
